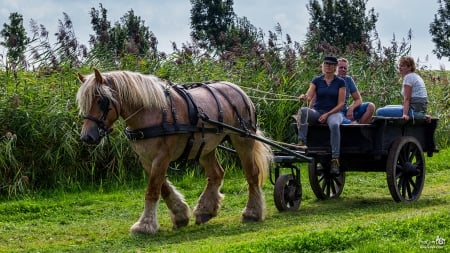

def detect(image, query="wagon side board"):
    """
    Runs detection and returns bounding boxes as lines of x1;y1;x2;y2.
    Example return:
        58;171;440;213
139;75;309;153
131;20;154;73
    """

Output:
305;117;439;172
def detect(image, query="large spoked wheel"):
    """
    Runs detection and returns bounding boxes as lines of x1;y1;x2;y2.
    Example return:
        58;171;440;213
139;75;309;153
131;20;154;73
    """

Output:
386;136;425;202
309;160;345;199
274;174;302;211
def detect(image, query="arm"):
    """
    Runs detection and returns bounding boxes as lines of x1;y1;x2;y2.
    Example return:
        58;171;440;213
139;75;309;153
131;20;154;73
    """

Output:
299;83;316;107
402;85;412;120
346;91;363;120
309;94;316;108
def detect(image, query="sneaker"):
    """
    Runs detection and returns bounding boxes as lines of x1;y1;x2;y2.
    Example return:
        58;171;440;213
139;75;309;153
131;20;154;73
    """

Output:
330;158;340;175
342;118;352;124
297;140;307;149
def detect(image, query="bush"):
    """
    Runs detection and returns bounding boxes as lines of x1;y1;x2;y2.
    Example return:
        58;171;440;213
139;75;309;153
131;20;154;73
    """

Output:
0;46;448;196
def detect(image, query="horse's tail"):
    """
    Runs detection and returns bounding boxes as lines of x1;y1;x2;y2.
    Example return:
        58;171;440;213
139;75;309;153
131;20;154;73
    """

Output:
254;130;273;186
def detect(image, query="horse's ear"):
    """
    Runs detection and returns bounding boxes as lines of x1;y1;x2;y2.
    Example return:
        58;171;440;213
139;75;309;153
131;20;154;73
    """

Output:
93;68;105;84
77;73;86;83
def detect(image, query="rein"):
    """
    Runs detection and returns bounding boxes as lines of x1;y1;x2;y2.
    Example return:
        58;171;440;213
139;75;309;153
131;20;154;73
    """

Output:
124;107;144;122
241;86;299;101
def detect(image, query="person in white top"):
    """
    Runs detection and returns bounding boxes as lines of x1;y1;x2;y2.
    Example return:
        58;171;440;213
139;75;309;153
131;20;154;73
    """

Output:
376;56;428;120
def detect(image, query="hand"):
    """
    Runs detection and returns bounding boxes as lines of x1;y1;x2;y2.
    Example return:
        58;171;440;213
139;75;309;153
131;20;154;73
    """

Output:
402;114;410;120
318;113;328;123
346;111;354;120
299;94;308;101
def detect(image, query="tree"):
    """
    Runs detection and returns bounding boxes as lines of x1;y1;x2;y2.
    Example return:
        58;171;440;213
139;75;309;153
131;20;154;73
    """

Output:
54;12;87;68
28;19;58;70
88;5;157;62
89;3;111;47
190;0;235;51
429;0;450;60
0;12;29;70
305;0;378;53
117;9;158;56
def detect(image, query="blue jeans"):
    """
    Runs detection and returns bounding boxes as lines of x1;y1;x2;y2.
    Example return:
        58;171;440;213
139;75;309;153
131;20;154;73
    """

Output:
375;105;426;119
298;108;343;158
342;102;370;124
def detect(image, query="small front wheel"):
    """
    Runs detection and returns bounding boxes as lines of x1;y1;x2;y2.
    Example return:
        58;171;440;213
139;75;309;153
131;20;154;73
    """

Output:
274;174;302;211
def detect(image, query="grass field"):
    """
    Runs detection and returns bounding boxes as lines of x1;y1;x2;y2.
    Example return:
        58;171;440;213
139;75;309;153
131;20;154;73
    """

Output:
1;148;449;253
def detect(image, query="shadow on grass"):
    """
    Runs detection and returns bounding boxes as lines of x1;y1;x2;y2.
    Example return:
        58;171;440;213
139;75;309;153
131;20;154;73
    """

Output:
275;195;449;218
103;196;449;251
116;219;269;249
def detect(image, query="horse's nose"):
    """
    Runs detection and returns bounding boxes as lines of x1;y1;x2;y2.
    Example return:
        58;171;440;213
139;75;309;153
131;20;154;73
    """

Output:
80;132;101;144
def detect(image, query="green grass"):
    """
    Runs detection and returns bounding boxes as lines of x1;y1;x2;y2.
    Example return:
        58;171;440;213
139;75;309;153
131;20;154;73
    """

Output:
1;148;449;253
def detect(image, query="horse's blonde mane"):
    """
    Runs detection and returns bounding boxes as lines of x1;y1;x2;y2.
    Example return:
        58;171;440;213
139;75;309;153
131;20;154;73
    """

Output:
76;70;167;115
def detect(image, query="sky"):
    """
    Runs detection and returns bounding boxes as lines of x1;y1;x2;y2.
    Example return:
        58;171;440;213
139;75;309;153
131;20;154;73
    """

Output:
0;0;449;70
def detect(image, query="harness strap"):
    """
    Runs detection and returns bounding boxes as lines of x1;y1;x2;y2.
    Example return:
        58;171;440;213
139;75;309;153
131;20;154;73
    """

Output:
195;124;207;161
172;84;199;126
164;87;178;129
221;82;255;124
209;85;252;132
201;84;224;132
176;133;195;166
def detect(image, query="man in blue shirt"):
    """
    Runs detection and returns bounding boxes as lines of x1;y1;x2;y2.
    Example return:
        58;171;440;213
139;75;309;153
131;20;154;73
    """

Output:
337;58;375;124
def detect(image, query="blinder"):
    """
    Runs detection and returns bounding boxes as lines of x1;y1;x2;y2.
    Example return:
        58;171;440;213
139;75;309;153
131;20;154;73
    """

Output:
83;91;118;139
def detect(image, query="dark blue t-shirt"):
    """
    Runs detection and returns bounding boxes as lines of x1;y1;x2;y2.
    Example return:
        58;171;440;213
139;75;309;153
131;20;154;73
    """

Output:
311;75;346;114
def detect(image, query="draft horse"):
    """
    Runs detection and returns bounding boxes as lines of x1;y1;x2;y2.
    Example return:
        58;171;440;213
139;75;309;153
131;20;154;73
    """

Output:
76;69;272;234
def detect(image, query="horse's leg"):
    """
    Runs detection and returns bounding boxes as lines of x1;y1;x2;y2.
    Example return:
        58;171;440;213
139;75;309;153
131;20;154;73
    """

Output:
130;157;169;235
193;151;224;224
231;137;265;222
161;179;191;229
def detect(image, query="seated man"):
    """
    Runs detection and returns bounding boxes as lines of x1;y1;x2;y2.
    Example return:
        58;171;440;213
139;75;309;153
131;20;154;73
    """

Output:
337;58;375;124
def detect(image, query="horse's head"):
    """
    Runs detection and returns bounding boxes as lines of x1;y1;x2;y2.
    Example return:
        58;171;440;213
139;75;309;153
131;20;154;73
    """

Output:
77;69;120;144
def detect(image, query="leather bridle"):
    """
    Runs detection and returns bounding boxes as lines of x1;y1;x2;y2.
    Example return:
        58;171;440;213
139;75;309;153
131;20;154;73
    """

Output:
83;86;119;138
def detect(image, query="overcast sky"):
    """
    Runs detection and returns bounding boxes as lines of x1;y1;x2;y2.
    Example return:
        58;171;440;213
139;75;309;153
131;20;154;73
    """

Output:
1;0;448;70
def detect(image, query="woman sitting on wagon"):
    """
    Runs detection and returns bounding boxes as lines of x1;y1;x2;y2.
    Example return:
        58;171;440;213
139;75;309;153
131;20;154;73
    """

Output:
297;56;346;175
376;56;428;120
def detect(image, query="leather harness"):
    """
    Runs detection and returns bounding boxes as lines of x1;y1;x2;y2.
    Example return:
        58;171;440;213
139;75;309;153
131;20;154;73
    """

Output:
124;82;255;163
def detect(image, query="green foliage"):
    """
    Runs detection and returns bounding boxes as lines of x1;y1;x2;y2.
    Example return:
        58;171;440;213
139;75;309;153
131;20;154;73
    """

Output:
1;39;449;196
54;12;86;68
0;2;448;197
190;0;235;52
0;12;29;70
0;70;143;195
429;0;450;61
305;0;378;52
88;4;158;64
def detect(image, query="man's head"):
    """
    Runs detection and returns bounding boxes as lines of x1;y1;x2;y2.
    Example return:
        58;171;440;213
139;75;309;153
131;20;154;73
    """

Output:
337;57;349;77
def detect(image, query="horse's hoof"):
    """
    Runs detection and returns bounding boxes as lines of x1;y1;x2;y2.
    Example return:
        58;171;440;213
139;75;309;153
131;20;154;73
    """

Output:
130;222;159;235
195;214;213;224
242;215;261;222
173;219;189;229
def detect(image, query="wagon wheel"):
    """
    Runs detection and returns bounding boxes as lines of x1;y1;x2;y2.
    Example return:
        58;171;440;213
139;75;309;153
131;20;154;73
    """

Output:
386;136;425;202
308;160;345;199
274;174;302;211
